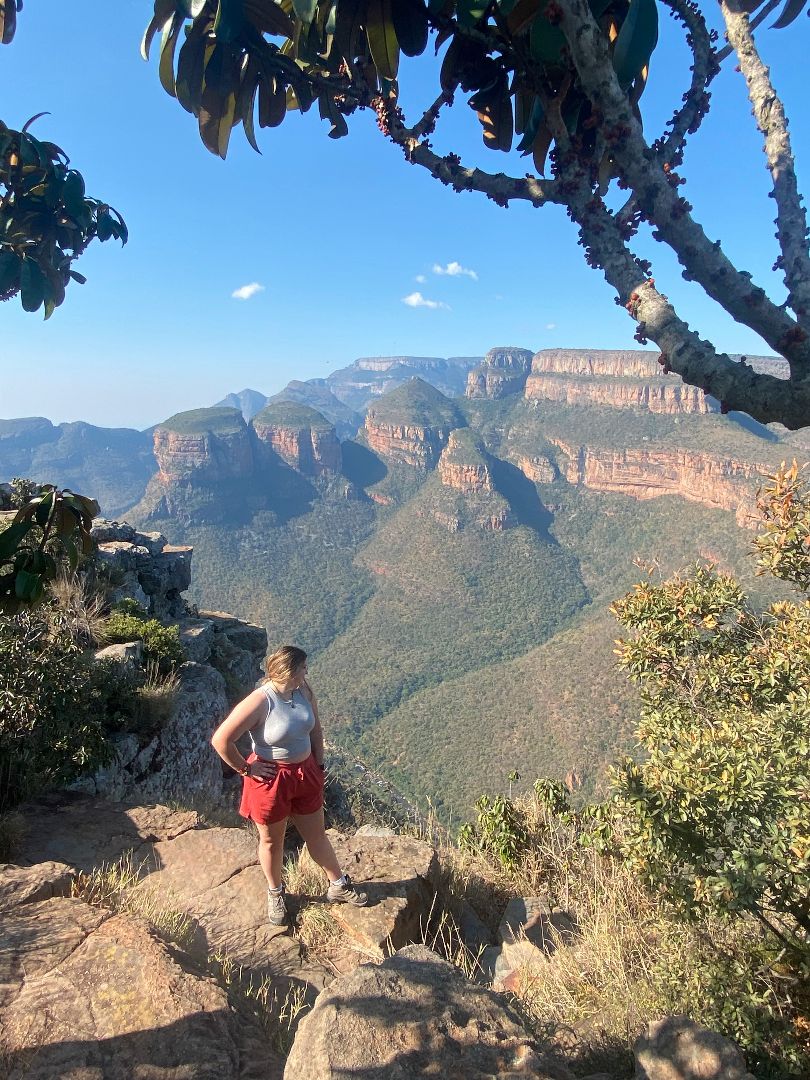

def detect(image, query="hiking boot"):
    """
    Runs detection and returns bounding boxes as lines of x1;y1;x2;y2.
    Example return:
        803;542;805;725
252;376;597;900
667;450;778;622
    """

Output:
267;886;288;926
326;874;368;907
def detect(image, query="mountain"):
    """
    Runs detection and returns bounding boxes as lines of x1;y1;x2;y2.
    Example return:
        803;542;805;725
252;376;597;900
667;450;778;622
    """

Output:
213;388;269;421
123;351;802;817
325;355;482;412
0;418;155;516
266;381;362;439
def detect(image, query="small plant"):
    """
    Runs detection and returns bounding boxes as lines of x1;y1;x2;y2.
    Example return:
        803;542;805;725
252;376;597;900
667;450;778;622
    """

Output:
458;791;529;871
104;611;183;672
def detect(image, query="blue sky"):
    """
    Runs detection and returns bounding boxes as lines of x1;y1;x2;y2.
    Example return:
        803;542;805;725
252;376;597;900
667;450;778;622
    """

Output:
0;0;808;429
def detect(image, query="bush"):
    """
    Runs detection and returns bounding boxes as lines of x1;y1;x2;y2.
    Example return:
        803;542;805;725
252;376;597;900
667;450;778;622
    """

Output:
104;611;183;673
0;609;113;811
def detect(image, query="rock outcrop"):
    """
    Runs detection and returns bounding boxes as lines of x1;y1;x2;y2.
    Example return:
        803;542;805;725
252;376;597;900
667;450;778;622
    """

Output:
253;403;341;477
525;373;716;415
466;346;534;399
550;440;771;526
284;944;566;1080
634;1016;756;1080
79;520;267;804
154;408;255;483
438;429;494;494
525;351;717;415
364;379;463;470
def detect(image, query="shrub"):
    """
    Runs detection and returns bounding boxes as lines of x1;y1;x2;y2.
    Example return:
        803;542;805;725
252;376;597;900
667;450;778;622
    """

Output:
0;609;113;811
104;612;183;673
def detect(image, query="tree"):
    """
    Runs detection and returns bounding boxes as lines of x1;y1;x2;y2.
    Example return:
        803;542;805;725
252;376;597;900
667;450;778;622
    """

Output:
610;461;810;953
134;0;810;428
0;3;127;317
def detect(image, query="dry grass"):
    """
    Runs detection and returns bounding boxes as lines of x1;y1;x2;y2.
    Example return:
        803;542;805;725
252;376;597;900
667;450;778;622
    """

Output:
71;850;195;948
48;570;108;647
284;848;342;954
132;659;180;730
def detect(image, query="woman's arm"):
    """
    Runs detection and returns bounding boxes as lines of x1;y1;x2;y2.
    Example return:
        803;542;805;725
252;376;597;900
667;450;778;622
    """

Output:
302;679;325;768
211;688;275;780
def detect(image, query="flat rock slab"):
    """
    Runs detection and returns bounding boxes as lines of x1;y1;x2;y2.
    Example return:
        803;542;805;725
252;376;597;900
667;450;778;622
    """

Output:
131;826;331;995
2;907;284;1080
284;944;573;1080
324;832;440;957
0;896;107;1008
13;793;199;872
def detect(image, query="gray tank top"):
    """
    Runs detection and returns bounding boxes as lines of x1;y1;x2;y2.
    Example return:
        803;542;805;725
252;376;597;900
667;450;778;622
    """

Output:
248;683;315;762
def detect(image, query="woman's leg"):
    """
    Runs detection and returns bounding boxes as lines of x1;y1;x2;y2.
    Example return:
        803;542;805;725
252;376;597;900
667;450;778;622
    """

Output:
255;818;288;889
291;808;342;882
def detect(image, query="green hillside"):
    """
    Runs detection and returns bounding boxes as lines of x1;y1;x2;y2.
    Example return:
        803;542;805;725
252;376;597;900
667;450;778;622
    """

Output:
313;473;588;740
160;407;245;436
366;378;464;428
252;401;334;432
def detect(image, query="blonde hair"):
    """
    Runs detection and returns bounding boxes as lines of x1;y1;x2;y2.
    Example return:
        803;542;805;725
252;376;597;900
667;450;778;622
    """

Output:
264;645;307;684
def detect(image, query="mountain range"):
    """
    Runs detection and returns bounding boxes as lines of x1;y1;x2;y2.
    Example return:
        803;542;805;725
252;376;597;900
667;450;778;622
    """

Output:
3;348;807;817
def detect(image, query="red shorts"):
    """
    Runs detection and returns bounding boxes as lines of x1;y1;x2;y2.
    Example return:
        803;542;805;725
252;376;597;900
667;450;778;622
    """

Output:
238;753;324;825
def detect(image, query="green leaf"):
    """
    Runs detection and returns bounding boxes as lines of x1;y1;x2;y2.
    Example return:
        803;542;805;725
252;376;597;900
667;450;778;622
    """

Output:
529;13;565;65
613;0;658;90
159;11;185;97
0;248;21;294
19;259;46;313
456;0;488;26
0;521;32;561
391;0;428;57
61;171;87;220
365;0;399;80
14;568;40;601
516;96;543;153
333;0;366;61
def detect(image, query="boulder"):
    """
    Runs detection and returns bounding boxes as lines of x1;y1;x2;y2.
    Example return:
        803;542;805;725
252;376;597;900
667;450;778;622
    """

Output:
324;831;440;956
135;662;228;803
634;1016;756;1080
179;617;217;664
284;944;572;1080
1;907;283;1080
94;640;144;668
0;860;74;913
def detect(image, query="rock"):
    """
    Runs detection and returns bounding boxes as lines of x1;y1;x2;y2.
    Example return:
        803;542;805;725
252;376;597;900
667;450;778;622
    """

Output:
354;825;397;837
0;896;107;1009
94;641;144;668
0;861;74;913
13;793;198;872
456;899;493;954
129;825;332;996
493;897;576;991
499;896;577;955
284;943;572;1080
179;617;216;664
324;831;440;956
1;907;283;1080
135;662;228;803
634;1016;756;1080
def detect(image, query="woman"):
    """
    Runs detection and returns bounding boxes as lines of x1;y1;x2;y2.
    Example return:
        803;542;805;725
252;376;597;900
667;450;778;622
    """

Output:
211;644;367;925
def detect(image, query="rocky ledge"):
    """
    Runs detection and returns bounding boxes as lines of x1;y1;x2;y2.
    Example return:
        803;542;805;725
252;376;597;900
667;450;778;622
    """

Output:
466;346;535;400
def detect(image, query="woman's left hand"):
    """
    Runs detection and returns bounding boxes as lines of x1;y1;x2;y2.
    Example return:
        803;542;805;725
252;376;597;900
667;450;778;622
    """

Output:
250;760;277;784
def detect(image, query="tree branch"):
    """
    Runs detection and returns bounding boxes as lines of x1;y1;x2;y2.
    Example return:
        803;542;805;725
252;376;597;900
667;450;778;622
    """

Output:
715;0;781;64
377;97;563;209
617;0;718;237
565;171;810;427
720;0;810;328
556;0;810;380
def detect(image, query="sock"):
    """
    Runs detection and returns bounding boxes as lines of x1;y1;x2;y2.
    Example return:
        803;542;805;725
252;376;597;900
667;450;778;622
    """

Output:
268;884;283;894
330;874;347;887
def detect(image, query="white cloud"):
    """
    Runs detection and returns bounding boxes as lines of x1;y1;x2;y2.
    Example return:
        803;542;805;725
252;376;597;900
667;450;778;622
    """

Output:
432;261;478;281
415;274;427;283
231;282;265;301
402;291;450;310
545;322;557;330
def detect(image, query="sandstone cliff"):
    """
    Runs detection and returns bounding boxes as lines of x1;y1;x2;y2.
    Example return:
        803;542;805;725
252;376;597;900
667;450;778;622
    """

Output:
364;379;463;470
466;346;534;399
550;438;772;526
252;402;342;477
437;429;494;494
525;350;718;415
524;373;716;415
154;408;254;483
